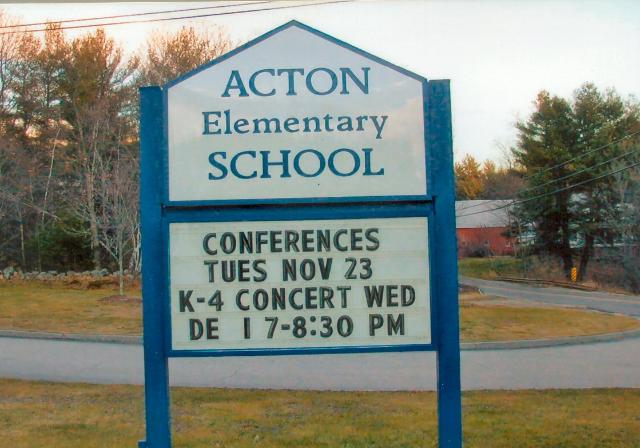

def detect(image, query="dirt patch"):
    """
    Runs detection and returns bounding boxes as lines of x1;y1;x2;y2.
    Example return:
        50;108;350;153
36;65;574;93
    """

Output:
459;284;479;294
98;295;141;304
2;275;141;291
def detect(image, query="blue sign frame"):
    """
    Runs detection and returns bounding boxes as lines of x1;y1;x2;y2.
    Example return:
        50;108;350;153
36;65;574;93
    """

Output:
138;20;461;448
163;204;437;358
162;21;432;207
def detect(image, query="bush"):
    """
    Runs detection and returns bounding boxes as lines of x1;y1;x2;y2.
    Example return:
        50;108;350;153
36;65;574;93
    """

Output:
25;215;93;272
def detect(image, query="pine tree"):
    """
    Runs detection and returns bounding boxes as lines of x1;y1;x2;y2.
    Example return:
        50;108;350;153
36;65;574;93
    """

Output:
513;85;640;279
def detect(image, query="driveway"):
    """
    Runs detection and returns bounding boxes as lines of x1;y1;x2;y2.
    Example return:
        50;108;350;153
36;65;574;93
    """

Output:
459;276;640;317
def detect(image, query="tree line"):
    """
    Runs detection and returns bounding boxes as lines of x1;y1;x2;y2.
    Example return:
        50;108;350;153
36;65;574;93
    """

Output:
0;11;234;293
454;155;524;200
1;9;638;291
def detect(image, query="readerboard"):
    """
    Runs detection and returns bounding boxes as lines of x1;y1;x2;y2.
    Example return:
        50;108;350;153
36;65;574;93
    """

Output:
139;20;461;448
166;23;427;203
169;217;430;351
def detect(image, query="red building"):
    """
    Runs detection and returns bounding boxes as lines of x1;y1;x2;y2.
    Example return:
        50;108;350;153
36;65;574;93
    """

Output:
455;200;514;257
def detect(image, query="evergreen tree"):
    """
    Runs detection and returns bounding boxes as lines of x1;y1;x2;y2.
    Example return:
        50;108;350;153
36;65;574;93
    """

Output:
454;154;484;199
513;85;640;279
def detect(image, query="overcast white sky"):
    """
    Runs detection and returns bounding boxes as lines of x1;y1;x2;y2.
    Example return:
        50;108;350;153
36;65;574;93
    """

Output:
2;1;639;163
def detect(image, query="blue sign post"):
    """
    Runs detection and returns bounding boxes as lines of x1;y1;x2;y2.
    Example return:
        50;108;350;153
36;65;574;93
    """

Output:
138;21;461;448
428;80;463;447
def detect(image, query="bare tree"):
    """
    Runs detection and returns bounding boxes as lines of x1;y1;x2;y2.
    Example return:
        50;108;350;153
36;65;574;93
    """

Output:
0;16;237;275
139;25;234;86
95;142;139;295
60;29;138;270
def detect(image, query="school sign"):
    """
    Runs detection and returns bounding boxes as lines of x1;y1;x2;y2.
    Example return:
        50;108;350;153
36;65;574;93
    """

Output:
139;21;461;448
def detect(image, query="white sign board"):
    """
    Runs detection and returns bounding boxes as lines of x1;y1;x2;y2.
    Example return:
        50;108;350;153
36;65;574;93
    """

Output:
167;24;426;202
170;217;430;351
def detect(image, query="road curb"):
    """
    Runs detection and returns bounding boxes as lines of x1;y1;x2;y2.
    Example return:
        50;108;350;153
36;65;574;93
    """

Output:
460;327;640;350
0;329;141;345
2;327;640;350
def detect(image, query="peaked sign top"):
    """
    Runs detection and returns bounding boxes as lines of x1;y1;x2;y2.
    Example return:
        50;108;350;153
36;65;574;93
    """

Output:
165;21;429;204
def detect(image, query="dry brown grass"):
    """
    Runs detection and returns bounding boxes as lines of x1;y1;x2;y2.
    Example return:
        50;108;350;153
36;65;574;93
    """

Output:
0;379;639;447
460;292;639;341
458;256;522;280
0;282;141;335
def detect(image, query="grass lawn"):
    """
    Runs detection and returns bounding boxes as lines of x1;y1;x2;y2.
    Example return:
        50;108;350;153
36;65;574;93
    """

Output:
1;283;638;342
460;292;639;341
458;256;523;280
0;283;141;335
0;379;638;448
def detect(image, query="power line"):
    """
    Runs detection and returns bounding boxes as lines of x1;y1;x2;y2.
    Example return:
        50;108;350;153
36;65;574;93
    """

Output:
455;130;640;215
517;147;639;195
525;129;640;180
455;198;514;217
0;1;352;35
0;1;270;30
455;199;498;214
458;158;640;218
456;157;640;219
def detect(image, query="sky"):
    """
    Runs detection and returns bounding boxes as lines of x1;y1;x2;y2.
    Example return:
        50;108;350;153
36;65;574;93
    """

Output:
2;0;639;163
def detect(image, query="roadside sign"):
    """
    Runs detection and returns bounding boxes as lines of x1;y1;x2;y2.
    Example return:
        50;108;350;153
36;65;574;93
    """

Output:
139;20;461;448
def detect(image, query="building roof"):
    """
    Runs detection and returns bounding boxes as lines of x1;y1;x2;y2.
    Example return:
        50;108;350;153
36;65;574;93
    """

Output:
455;200;513;229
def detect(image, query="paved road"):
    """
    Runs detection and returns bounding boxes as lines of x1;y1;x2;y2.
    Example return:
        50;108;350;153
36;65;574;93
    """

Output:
1;336;639;390
459;276;640;317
